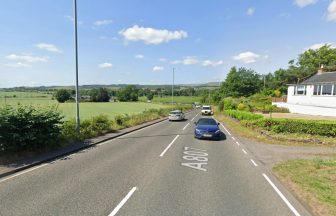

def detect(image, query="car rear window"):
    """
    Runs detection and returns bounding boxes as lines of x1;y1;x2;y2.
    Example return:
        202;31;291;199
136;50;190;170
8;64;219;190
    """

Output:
197;118;217;125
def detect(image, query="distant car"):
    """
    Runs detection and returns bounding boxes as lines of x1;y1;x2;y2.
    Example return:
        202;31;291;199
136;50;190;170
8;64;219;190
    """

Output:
195;104;202;109
201;105;213;115
194;118;221;140
168;110;185;121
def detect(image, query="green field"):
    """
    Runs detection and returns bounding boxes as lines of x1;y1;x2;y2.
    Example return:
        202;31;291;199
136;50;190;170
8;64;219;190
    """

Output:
139;96;201;104
0;91;169;120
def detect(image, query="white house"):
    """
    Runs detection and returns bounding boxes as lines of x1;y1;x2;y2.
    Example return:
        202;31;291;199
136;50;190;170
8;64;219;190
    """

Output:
273;69;336;117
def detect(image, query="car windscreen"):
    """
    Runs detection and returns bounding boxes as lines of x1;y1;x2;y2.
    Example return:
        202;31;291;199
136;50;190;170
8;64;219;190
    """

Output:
197;118;217;125
202;107;211;110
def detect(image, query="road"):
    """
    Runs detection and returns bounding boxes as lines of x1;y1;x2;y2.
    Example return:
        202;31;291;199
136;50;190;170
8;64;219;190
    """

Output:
0;110;312;216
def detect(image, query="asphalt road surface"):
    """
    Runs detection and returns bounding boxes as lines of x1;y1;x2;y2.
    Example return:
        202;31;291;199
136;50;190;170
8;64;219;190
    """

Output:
0;110;312;216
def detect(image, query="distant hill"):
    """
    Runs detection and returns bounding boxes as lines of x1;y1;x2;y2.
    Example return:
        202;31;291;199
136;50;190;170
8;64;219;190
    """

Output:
0;82;221;91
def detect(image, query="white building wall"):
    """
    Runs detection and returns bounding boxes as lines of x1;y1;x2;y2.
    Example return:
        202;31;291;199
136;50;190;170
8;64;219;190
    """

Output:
287;85;336;108
273;102;336;117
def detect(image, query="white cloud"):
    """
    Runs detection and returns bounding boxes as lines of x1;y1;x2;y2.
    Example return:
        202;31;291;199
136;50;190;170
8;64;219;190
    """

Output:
153;66;164;71
135;54;144;59
327;0;336;21
172;56;198;65
305;42;336;50
202;60;224;67
159;58;167;62
4;62;32;68
36;43;62;53
5;54;49;63
119;25;187;45
246;7;255;16
94;20;113;26
264;55;269;59
98;62;113;68
233;52;260;63
294;0;317;8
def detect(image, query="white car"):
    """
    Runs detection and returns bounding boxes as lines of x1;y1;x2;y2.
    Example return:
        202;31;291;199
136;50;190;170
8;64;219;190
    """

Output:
169;110;185;121
201;105;213;115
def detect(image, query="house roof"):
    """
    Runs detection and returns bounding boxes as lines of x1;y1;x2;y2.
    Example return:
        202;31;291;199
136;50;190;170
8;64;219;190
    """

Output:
301;71;336;84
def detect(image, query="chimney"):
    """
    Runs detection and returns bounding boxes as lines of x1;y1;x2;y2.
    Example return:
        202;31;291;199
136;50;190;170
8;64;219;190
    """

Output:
317;64;324;74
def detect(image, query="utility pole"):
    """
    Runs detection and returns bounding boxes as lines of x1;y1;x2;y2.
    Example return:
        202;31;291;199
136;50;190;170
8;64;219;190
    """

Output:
172;68;175;105
74;0;80;133
208;88;211;104
263;75;266;90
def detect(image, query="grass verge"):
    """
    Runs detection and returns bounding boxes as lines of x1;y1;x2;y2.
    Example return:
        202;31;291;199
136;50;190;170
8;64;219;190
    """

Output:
273;158;336;216
214;112;336;147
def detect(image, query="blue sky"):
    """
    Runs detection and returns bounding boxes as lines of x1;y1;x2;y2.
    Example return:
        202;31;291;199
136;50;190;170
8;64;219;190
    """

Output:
1;0;336;87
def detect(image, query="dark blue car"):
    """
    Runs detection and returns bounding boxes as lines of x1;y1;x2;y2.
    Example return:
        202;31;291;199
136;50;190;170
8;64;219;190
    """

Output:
194;118;221;140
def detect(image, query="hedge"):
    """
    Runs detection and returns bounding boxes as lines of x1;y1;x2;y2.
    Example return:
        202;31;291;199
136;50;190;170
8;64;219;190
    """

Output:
241;118;336;137
0;105;63;153
224;110;264;121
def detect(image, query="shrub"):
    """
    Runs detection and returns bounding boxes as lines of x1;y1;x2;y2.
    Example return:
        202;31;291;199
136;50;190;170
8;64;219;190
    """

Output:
218;100;224;112
224;110;264;121
0;105;63;153
223;98;237;110
55;89;71;103
242;118;336;137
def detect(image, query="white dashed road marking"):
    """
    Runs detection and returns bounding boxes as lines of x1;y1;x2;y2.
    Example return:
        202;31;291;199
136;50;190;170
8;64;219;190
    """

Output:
108;187;137;216
183;123;190;130
160;135;180;157
242;149;247;155
235;141;240;146
250;159;258;167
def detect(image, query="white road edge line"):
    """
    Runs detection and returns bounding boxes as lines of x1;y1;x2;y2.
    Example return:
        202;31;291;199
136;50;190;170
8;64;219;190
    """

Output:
160;135;180;157
183;123;190;131
242;149;247;155
262;174;301;216
235;141;240;146
0;163;48;183
220;123;231;136
250;159;258;167
108;187;137;216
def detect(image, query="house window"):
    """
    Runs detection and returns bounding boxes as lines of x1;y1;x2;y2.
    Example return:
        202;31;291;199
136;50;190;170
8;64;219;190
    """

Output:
313;85;321;95
321;84;333;95
295;85;306;95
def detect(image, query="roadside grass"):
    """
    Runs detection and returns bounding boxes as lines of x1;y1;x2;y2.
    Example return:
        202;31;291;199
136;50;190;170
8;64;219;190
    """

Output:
214;112;336;147
273;158;336;216
139;96;201;104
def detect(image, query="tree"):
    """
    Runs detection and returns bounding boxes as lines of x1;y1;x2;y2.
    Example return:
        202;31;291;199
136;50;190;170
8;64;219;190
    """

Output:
117;85;139;102
89;88;110;102
220;67;262;97
55;89;71;103
146;92;154;101
298;44;336;73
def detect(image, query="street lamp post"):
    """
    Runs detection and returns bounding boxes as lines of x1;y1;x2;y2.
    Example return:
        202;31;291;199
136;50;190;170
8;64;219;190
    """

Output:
172;68;175;105
74;0;80;132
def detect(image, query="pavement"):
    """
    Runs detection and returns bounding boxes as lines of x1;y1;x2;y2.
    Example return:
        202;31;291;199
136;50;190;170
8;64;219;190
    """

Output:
0;110;313;216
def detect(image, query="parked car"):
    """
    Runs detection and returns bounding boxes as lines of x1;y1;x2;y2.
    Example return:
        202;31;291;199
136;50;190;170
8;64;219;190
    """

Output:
201;105;213;115
168;110;185;121
195;104;202;109
194;118;221;140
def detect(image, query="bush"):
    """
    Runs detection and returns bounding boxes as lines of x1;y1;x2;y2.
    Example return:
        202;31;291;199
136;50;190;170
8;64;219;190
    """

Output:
55;89;71;103
218;100;224;112
242;118;336;137
223;98;237;110
224;110;264;121
0;105;63;153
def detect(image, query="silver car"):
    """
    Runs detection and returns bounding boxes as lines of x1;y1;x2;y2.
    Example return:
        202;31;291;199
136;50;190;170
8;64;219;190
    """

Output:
168;110;185;121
